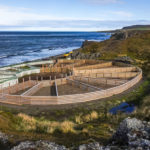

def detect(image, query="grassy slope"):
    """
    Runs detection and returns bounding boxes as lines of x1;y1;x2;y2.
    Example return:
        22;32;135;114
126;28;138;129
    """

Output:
81;30;150;61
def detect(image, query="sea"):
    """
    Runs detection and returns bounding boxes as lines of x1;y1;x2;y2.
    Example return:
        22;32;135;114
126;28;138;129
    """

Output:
0;32;111;67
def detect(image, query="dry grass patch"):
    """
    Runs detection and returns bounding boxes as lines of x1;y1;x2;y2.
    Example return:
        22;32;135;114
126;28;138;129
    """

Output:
17;113;76;134
60;121;75;133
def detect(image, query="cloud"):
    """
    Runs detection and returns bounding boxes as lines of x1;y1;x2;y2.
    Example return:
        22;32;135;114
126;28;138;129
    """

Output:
0;5;64;26
83;0;122;4
111;11;133;17
0;4;149;31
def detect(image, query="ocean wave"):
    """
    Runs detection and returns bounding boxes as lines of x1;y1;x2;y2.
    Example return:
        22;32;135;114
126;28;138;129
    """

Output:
0;55;7;59
88;39;103;42
0;46;79;67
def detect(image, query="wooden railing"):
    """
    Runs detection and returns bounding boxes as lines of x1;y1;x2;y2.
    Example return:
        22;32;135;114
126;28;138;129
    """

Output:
0;67;142;105
73;76;127;86
55;80;58;96
66;78;102;92
21;82;43;96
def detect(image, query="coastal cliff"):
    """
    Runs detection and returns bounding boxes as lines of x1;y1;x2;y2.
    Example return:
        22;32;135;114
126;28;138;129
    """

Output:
69;30;150;62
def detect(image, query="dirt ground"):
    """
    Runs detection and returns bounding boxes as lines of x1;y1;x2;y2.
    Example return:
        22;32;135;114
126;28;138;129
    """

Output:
12;87;32;95
57;84;88;95
32;87;52;96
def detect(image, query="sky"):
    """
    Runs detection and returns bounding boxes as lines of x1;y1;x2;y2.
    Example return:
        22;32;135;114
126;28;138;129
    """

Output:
0;0;150;31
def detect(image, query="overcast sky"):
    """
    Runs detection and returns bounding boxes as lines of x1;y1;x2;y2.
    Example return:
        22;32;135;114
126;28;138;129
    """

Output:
0;0;150;31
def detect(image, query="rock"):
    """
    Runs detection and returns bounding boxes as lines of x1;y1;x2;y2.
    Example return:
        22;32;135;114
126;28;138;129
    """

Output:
112;117;144;144
0;131;11;150
71;51;100;60
36;141;68;150
11;141;36;150
111;117;150;149
114;56;134;64
78;143;124;150
11;140;68;150
0;131;9;144
79;142;101;150
129;139;150;148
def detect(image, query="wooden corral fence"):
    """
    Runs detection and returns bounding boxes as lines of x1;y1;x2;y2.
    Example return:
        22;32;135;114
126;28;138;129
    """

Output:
0;80;37;95
72;76;128;86
66;78;102;92
40;61;114;77
57;59;104;65
74;66;138;79
74;66;137;74
0;67;142;105
40;65;73;74
75;62;113;70
21;82;43;96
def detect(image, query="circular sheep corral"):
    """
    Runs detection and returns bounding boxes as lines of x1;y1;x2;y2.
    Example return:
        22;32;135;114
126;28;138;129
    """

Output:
0;59;142;105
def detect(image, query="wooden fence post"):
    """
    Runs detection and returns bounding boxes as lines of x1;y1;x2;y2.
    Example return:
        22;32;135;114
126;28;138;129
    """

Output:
36;76;38;83
29;76;31;86
20;96;22;105
69;72;71;77
125;72;127;80
9;83;10;94
16;81;18;93
23;78;25;90
61;74;63;84
2;85;4;96
49;76;51;85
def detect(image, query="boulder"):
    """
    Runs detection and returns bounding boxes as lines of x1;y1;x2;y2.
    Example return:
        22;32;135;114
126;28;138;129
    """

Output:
112;117;144;144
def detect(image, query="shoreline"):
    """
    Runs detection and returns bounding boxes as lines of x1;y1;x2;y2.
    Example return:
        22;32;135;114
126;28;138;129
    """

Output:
0;48;80;68
0;31;113;68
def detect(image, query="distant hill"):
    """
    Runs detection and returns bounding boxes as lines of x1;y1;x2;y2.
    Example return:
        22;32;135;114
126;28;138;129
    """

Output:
123;25;150;30
98;25;150;33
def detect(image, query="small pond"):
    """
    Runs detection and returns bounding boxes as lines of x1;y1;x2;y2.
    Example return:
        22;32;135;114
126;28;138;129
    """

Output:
109;102;135;115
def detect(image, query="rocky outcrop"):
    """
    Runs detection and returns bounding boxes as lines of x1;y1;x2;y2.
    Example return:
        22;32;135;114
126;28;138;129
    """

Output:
79;118;150;150
78;142;113;150
11;141;68;150
0;131;9;144
111;30;149;40
112;117;150;149
0;131;10;150
70;50;101;59
114;56;135;64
